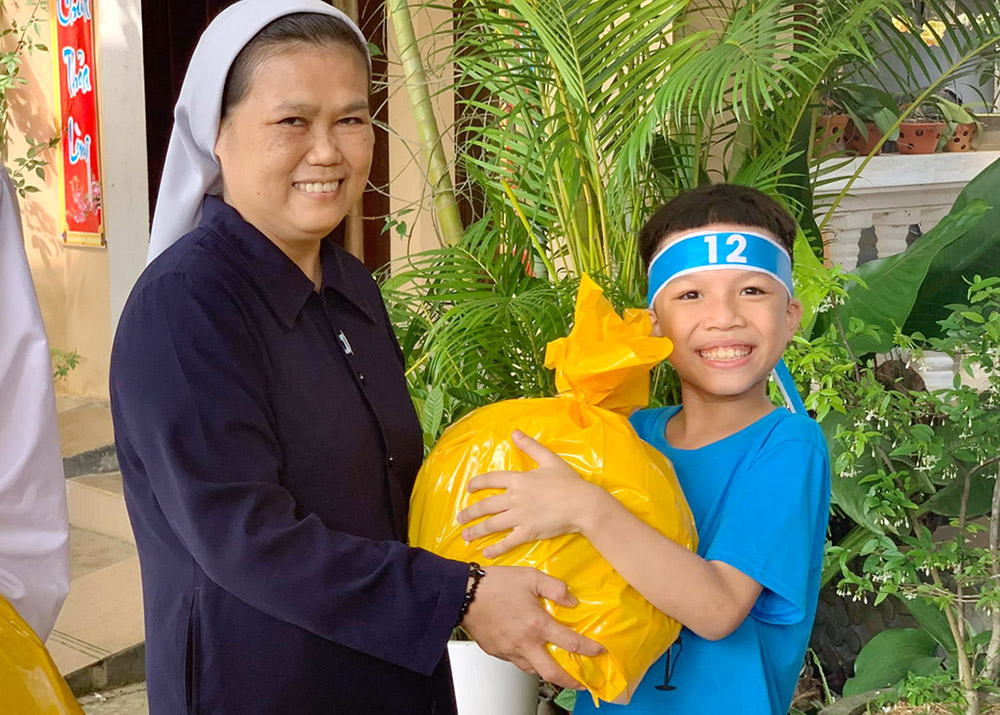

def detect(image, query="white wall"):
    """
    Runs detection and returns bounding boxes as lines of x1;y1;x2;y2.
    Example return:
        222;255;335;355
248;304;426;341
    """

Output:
99;0;149;335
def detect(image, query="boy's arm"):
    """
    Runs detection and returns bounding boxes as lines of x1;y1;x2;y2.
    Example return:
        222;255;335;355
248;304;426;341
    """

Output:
462;429;830;641
582;489;762;640
582;487;762;641
459;432;762;641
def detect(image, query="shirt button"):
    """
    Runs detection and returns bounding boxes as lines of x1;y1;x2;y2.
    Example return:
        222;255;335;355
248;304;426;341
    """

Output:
388;454;394;466
358;372;366;383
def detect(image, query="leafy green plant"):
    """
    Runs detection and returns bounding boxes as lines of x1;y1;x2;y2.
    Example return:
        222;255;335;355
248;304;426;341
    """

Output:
8;134;59;197
765;156;1000;598
380;230;579;449
773;155;1000;714
803;156;1000;367
381;232;681;450
553;687;576;712
388;0;1000;283
875;671;970;712
844;628;945;697
51;347;80;381
921;94;983;152
382;0;1000;457
0;0;57;195
447;0;704;293
801;276;1000;715
810;197;989;355
925;94;979;128
825;83;901;143
906;159;1000;340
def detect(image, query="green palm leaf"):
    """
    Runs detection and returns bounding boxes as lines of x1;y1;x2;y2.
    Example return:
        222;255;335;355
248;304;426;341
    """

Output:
388;0;1000;441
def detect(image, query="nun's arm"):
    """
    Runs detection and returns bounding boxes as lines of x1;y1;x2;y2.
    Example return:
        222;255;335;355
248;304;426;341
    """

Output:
109;271;467;676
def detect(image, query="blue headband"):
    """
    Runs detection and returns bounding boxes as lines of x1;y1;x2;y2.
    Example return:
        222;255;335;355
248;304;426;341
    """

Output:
647;230;794;307
646;230;806;414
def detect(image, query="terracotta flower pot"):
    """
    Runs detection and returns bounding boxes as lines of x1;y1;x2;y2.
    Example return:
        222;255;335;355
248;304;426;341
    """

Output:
816;114;850;155
944;122;977;152
897;122;945;154
844;121;882;156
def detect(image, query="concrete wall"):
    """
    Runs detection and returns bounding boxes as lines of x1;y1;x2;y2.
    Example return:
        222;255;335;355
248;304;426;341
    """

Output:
5;0;148;401
98;0;149;335
4;0;111;399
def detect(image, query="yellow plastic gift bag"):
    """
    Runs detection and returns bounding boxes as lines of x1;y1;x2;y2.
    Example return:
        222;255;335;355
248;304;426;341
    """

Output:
409;275;698;706
0;595;84;714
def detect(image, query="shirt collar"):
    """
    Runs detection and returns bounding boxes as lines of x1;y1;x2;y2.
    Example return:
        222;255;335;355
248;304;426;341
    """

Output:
200;196;377;328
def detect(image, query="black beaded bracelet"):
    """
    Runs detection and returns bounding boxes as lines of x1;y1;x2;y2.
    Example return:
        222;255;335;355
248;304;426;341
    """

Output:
456;562;486;625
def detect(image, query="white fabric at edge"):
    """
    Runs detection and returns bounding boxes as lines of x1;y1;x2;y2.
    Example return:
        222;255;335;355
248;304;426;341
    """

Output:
0;168;71;641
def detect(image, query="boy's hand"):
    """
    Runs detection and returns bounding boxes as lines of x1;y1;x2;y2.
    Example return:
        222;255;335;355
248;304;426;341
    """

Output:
458;430;604;558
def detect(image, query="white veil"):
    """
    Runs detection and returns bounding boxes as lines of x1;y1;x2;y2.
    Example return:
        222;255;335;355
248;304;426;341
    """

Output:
146;0;368;264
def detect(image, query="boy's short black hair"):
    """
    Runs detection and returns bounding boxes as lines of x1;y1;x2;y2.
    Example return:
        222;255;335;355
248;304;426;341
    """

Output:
638;184;797;270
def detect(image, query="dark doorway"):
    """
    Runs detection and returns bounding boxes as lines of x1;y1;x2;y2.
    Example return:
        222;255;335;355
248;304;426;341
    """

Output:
141;0;390;270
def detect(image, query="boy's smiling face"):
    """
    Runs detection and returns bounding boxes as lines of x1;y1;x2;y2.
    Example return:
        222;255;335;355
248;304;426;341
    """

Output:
648;223;802;404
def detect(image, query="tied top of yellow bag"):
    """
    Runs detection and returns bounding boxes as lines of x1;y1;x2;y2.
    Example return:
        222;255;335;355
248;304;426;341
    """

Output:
544;274;673;414
409;275;698;706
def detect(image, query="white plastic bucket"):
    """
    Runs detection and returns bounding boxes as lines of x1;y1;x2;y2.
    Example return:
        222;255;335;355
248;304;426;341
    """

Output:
448;640;540;715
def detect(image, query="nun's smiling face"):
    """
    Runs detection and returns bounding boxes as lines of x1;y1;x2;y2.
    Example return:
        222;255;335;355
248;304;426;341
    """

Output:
214;44;372;256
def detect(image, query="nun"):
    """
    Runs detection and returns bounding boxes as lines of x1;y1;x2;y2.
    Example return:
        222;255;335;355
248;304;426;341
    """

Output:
0;167;71;642
110;1;599;712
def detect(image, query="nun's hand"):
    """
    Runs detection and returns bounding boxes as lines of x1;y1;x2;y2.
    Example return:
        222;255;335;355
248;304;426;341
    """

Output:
457;430;605;559
460;564;604;690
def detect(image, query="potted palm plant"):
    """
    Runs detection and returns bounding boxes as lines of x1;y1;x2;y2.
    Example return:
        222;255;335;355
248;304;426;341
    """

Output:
928;94;982;152
830;84;901;156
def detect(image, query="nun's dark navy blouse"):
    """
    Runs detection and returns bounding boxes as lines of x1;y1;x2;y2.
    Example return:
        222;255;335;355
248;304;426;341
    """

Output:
110;196;467;714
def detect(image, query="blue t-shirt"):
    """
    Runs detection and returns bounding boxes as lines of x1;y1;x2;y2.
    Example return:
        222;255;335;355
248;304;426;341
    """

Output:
575;406;830;715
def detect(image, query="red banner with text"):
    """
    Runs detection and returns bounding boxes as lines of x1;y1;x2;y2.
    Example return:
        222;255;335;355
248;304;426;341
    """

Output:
52;0;104;247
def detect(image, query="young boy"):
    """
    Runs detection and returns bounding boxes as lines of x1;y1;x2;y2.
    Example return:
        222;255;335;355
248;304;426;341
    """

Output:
457;184;831;714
